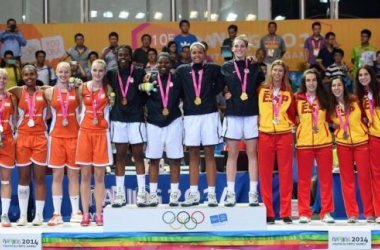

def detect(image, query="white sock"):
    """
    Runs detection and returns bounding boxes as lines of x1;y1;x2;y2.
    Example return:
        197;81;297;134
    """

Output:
35;200;45;216
52;195;62;215
116;175;125;193
171;183;179;193
150;182;158;193
1;198;11;215
250;181;258;193
18;185;30;216
208;186;215;194
70;195;79;214
190;185;198;193
137;174;146;192
227;182;235;193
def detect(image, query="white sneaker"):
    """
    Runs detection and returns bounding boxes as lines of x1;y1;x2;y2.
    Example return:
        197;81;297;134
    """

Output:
376;217;380;224
224;191;236;207
47;213;63;226
347;216;358;223
136;191;149;207
112;192;126;208
207;193;218;207
249;191;259;206
16;215;28;226
148;192;159;207
181;192;200;207
32;214;43;226
1;214;11;227
70;211;83;223
299;216;311;224
169;191;179;207
322;213;335;224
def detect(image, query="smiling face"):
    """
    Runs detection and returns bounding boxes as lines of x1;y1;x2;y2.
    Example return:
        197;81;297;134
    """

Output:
190;45;205;64
358;68;371;87
271;65;285;83
91;62;106;82
56;63;71;84
0;70;8;90
331;78;344;99
232;39;247;60
117;48;131;68
157;56;172;75
305;73;318;94
22;68;37;87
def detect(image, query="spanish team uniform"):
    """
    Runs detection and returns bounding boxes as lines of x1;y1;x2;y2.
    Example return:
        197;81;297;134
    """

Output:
48;87;80;169
107;66;147;144
295;93;333;219
330;98;375;219
75;83;113;167
145;73;184;160
221;59;264;140
175;63;224;146
258;85;296;219
0;92;15;168
362;92;380;218
16;86;48;166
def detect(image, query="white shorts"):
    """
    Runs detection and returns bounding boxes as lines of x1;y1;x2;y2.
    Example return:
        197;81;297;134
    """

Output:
222;115;258;140
184;112;222;146
146;118;184;159
111;121;147;144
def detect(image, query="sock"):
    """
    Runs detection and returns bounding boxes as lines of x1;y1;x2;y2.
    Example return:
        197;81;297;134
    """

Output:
227;182;235;193
190;185;198;193
70;195;80;214
150;182;158;193
137;174;146;192
17;185;30;216
1;198;11;215
208;186;215;194
116;176;125;193
52;195;62;215
35;200;45;216
171;183;179;193
250;181;258;193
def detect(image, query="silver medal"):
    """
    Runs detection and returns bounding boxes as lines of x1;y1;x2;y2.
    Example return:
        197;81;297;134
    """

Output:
62;118;69;127
93;118;99;125
272;117;280;125
27;119;35;127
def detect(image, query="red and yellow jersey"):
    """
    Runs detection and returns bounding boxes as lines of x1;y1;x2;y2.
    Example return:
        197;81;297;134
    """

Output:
362;92;380;137
17;86;47;133
295;93;332;149
258;86;296;134
79;82;109;131
49;87;80;138
330;99;368;146
0;92;15;135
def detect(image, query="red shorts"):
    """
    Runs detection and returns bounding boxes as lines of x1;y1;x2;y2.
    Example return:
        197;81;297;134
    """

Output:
0;134;16;169
48;136;79;170
75;129;113;167
16;132;47;166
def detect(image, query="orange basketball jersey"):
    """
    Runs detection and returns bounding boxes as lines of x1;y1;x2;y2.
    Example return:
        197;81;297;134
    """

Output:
0;92;15;135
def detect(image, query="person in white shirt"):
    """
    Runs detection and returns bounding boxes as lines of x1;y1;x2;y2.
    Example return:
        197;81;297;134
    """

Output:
35;50;56;86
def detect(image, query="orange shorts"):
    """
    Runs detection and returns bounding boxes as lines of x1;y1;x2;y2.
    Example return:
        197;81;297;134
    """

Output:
75;129;113;167
0;134;16;169
16;132;48;166
48;136;79;170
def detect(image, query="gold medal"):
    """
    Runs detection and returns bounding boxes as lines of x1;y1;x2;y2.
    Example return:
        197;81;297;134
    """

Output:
343;131;349;140
122;97;128;105
240;92;248;101
272;117;280;125
162;108;169;116
194;97;202;105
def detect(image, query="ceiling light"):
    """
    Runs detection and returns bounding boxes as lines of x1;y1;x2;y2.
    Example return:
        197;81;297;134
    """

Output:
135;12;145;19
274;15;286;20
119;11;129;19
226;13;237;21
103;11;113;18
190;11;198;19
246;14;256;21
210;13;219;21
91;10;97;18
154;12;163;20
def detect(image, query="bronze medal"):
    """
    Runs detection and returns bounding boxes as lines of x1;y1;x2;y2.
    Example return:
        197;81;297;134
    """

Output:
313;126;319;134
122;97;128;105
162;108;169;116
343;131;349;140
194;97;202;105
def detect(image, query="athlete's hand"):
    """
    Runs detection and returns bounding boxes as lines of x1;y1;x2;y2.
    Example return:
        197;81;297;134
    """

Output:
224;92;232;100
247;56;258;64
143;73;152;83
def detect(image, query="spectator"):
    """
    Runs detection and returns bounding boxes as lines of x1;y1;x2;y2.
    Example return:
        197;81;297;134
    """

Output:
101;31;119;71
260;21;286;65
166;41;180;65
1;50;21;89
304;22;326;69
69;61;86;81
34;50;56;86
255;48;266;64
324;49;353;83
132;34;151;68
86;51;99;79
373;51;380;80
222;24;238;61
61;33;92;73
317;32;337;74
174;20;198;54
145;48;158;74
201;41;213;63
0;18;27;61
351;29;377;77
173;46;190;68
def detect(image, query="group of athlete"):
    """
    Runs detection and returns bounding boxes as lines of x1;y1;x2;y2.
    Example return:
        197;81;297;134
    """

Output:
0;34;379;227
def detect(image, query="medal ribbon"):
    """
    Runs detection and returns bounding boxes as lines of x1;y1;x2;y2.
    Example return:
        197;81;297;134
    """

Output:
0;92;7;126
157;73;171;109
91;83;104;121
25;87;37;120
117;66;134;99
335;104;350;134
233;59;249;94
272;88;283;119
368;93;375;118
57;86;70;120
311;39;321;49
191;65;203;99
306;94;320;127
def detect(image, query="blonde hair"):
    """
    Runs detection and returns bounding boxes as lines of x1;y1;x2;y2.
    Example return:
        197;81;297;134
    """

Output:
232;34;249;47
262;60;292;92
0;68;9;78
92;59;107;69
56;62;70;71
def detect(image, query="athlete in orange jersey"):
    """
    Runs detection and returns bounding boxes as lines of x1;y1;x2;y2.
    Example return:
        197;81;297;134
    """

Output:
44;62;82;226
0;69;17;227
8;65;49;226
76;59;113;226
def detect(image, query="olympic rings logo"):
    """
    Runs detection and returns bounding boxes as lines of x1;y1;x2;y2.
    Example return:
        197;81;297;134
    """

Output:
162;211;205;230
